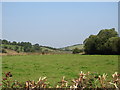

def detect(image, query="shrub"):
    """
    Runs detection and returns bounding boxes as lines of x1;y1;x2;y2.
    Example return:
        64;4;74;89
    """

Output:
2;49;7;53
1;71;120;89
72;48;81;54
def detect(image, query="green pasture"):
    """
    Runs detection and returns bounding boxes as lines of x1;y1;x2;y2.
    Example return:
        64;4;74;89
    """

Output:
2;55;118;86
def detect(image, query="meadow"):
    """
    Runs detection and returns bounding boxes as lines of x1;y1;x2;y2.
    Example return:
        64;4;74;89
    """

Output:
2;54;118;86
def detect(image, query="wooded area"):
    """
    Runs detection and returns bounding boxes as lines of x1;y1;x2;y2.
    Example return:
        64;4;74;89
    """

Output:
84;28;120;55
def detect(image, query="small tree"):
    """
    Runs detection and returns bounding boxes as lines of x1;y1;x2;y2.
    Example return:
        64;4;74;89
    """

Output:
72;48;80;54
2;49;7;53
12;41;17;45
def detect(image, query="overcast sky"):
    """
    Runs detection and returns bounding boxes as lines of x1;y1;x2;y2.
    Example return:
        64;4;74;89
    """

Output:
2;2;118;48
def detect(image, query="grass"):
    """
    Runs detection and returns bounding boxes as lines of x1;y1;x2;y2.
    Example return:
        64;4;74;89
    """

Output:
2;54;118;86
66;44;84;50
61;44;84;51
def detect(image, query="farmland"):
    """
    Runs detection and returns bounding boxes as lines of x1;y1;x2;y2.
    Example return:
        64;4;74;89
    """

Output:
2;54;118;86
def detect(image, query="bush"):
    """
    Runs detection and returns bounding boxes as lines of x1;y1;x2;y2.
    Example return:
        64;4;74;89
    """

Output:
4;46;8;49
72;48;81;54
1;71;120;89
2;49;7;53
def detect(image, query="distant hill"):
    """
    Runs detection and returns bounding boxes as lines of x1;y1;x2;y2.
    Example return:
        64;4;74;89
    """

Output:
1;44;61;51
59;44;84;51
1;44;71;55
0;39;83;55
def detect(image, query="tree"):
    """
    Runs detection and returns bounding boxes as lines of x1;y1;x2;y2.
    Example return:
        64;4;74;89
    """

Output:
0;39;2;45
2;49;7;53
72;48;81;54
97;28;118;54
84;35;98;54
15;46;19;51
97;28;118;39
104;37;120;54
84;28;119;55
12;41;17;45
2;40;9;44
20;42;32;52
33;44;40;51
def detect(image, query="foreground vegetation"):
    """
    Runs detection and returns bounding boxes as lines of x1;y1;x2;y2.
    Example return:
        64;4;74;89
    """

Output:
2;55;118;86
2;71;120;89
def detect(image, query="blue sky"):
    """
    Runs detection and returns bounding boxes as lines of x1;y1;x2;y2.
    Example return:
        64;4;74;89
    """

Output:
2;2;118;48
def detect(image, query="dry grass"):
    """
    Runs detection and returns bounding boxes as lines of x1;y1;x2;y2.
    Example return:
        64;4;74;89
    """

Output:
1;71;120;89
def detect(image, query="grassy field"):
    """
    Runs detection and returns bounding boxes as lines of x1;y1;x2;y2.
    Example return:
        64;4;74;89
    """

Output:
60;44;84;51
2;54;118;86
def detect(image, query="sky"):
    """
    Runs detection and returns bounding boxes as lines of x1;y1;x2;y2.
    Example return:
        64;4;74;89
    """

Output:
2;2;118;48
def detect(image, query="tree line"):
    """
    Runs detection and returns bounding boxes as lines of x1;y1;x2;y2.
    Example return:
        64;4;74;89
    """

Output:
0;40;58;53
83;28;120;55
0;40;41;53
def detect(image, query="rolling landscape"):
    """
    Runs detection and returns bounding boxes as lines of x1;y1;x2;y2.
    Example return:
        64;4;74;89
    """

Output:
1;28;120;88
1;2;120;89
0;41;84;55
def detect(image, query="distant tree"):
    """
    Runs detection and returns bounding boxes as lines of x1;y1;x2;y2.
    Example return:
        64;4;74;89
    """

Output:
12;41;17;45
20;42;32;52
17;42;21;46
15;46;19;51
72;48;81;54
8;41;11;45
24;46;32;52
33;44;40;51
20;46;23;52
4;46;8;49
0;39;2;44
2;40;9;44
2;49;7;53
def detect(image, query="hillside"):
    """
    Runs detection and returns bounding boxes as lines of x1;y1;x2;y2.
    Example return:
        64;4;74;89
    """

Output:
1;44;71;55
1;44;84;55
59;44;84;51
0;40;84;55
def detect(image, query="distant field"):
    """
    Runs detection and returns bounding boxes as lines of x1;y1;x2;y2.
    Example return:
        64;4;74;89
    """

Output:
60;44;84;51
66;44;84;50
2;55;118;86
